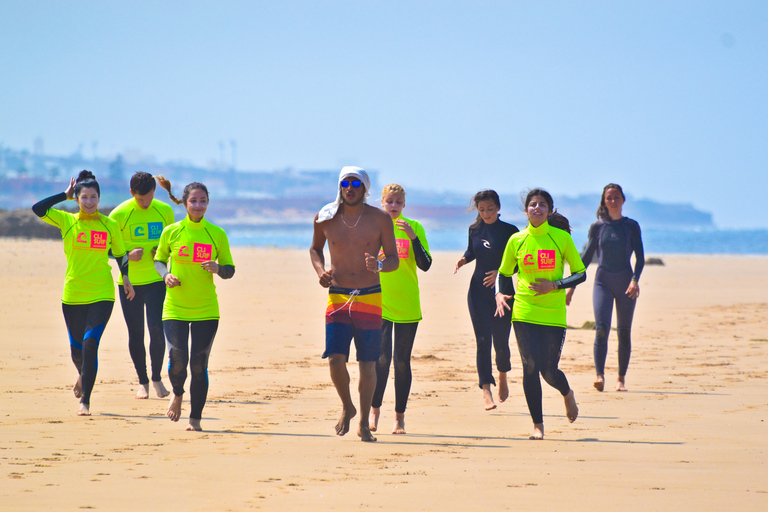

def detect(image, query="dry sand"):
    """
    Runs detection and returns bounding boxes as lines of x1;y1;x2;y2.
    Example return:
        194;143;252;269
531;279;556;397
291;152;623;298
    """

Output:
1;239;766;511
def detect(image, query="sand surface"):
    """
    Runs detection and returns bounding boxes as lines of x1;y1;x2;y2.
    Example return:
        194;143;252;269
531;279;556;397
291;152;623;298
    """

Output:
1;239;766;511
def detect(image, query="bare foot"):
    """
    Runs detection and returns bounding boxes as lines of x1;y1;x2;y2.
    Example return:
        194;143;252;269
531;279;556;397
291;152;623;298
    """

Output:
153;380;170;398
529;423;544;440
186;418;202;431
564;389;578;423
166;394;182;422
369;407;380;432
77;403;91;416
392;413;406;435
616;376;628;392
482;384;496;411
135;383;149;399
593;374;605;392
73;376;82;398
335;406;356;436
357;425;377;442
498;372;509;403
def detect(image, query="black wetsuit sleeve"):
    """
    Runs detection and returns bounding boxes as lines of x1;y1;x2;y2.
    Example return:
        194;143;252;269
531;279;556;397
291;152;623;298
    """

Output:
412;236;432;272
462;227;475;263
118;254;129;277
580;222;599;266
32;192;67;218
630;220;645;281
497;274;515;296
555;271;587;290
217;264;235;279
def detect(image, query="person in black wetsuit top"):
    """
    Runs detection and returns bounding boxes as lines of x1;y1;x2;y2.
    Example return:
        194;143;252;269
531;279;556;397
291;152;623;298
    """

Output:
454;190;519;410
566;183;644;392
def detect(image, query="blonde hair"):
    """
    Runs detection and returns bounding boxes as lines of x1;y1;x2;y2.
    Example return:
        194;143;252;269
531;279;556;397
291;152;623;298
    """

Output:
381;183;406;199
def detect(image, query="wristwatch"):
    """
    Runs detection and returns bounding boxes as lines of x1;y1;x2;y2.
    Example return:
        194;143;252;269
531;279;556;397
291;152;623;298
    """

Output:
375;260;383;273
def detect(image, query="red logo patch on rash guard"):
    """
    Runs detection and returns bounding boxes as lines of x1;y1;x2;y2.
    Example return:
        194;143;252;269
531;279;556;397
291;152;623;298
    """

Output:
193;243;213;262
538;250;556;269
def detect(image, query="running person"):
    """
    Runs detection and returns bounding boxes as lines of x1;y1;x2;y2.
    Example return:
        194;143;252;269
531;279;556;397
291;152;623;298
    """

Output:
495;189;586;440
310;166;399;443
153;179;235;431
454;190;518;410
32;170;134;416
370;184;432;435
109;172;175;399
566;183;644;392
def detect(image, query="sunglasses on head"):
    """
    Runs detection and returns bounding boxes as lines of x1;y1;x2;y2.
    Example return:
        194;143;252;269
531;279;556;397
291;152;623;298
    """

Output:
341;180;362;189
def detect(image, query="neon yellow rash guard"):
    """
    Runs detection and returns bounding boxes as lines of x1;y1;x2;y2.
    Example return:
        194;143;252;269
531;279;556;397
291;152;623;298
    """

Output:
109;198;175;285
498;221;586;327
380;215;429;323
41;208;127;304
154;216;234;321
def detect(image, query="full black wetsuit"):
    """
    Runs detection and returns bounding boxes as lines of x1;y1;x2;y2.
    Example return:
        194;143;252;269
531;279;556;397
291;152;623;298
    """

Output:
462;219;519;388
581;217;644;376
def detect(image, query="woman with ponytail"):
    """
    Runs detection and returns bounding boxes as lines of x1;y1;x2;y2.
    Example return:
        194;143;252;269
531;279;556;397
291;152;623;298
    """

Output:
32;170;134;416
109;172;175;399
153;177;235;431
495;188;586;440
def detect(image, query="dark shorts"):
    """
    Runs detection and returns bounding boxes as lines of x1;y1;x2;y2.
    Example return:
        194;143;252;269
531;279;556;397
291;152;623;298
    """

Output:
323;285;382;362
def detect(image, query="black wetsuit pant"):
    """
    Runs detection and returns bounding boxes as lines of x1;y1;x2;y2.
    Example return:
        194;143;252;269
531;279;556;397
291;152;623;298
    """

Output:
164;319;218;420
118;281;166;385
62;301;114;406
513;321;571;425
593;268;636;376
372;320;418;413
468;286;512;388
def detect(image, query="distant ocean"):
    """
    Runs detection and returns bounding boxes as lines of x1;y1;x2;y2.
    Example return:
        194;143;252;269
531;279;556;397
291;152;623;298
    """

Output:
228;226;768;255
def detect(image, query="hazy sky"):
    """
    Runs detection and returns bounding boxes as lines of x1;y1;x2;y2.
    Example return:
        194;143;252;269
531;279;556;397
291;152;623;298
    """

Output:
2;1;766;228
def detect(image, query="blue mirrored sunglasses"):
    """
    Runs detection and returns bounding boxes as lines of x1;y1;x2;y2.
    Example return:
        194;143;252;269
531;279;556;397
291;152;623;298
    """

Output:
340;180;362;188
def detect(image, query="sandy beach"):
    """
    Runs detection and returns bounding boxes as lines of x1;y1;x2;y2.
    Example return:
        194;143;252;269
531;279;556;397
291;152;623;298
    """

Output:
1;239;766;511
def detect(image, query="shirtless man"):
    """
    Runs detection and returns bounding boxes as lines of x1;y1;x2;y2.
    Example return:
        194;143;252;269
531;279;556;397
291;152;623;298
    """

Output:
310;167;398;443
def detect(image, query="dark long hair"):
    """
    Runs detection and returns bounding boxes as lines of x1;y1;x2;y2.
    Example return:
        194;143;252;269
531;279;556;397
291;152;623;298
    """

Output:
156;175;209;206
468;190;500;229
596;183;625;220
74;170;99;198
522;188;571;233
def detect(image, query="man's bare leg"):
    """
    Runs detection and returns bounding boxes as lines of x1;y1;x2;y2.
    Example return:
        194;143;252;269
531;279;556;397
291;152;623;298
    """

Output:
167;394;182;422
530;423;544;440
616;375;627;392
369;407;380;432
593;373;605;392
329;355;356;436
357;361;377;442
564;389;578;422
392;412;406;434
135;383;150;399
77;402;90;416
482;383;496;410
73;376;82;398
498;372;509;403
186;418;202;431
153;380;171;398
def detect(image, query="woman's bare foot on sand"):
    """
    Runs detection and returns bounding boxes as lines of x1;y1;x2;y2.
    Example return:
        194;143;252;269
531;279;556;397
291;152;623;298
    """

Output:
135;383;150;399
529;423;544;440
357;425;377;442
153;380;170;398
186;418;202;431
77;403;90;416
335;406;356;436
73;376;82;398
482;384;496;410
369;407;380;432
392;413;406;434
564;389;578;423
593;374;605;392
616;376;628;392
498;372;509;403
167;394;182;422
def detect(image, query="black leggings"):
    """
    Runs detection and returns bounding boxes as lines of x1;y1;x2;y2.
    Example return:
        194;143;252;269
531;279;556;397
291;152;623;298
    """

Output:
164;319;218;420
372;320;418;413
513;321;571;425
593;268;636;376
118;281;166;384
468;287;512;388
62;301;114;406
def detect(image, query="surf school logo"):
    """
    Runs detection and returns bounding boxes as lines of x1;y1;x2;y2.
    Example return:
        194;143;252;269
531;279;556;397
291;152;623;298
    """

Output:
147;222;163;240
396;239;411;259
523;254;535;265
75;231;107;249
192;243;213;262
538;250;556;269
